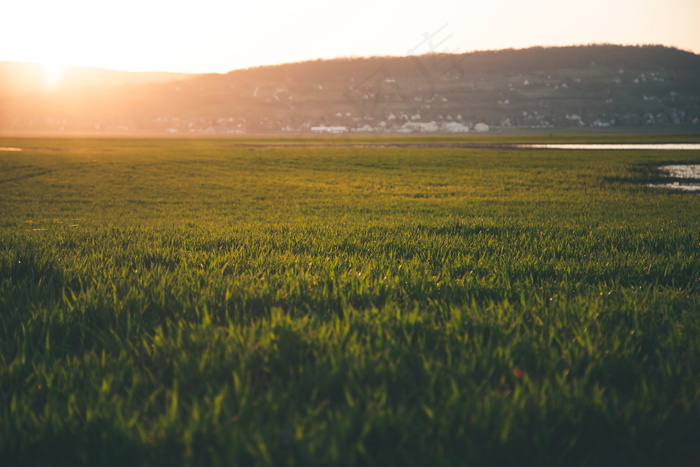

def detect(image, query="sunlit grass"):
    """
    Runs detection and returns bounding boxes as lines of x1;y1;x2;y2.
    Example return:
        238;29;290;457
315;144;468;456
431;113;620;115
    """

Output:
1;135;699;466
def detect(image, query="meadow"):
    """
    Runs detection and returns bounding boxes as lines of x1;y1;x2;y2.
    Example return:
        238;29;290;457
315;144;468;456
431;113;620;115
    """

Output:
1;135;699;466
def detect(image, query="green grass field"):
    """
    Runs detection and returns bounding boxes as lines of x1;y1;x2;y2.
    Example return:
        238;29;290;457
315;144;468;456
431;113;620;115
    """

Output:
1;135;699;466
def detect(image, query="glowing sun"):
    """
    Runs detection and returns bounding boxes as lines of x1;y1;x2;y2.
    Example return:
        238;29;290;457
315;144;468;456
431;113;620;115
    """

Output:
42;63;65;90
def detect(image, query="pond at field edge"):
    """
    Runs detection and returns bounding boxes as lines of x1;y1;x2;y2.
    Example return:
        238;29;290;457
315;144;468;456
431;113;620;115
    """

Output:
648;165;700;192
514;144;700;192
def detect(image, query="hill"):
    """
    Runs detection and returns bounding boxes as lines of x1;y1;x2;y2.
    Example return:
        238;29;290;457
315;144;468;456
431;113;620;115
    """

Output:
2;45;699;134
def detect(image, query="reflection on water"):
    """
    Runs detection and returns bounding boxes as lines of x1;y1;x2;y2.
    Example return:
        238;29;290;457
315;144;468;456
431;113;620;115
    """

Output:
0;147;23;152
649;164;700;192
659;165;700;179
649;183;700;192
517;143;700;150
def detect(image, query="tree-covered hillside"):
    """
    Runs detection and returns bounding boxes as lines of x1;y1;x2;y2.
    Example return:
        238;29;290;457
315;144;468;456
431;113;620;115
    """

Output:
2;45;699;133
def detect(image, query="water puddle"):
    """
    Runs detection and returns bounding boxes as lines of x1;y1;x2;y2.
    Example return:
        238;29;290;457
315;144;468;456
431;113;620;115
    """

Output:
648;164;700;192
649;183;700;192
517;144;700;150
0;147;23;152
658;165;700;178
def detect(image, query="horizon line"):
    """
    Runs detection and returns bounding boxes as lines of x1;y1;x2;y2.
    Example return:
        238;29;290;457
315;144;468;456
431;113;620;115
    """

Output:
1;42;697;75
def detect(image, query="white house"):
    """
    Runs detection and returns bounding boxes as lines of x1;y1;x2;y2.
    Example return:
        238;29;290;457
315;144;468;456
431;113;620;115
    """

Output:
402;121;439;133
442;122;470;133
353;124;375;133
311;126;348;134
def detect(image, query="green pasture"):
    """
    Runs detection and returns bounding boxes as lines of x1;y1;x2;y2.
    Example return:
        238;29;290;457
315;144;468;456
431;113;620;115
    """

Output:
1;135;699;466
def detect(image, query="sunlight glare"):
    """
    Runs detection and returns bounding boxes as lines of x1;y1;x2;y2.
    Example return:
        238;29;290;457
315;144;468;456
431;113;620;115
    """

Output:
0;0;698;73
43;63;64;90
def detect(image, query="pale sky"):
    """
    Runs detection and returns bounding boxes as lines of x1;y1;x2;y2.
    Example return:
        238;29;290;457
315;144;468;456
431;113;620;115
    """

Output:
1;0;699;73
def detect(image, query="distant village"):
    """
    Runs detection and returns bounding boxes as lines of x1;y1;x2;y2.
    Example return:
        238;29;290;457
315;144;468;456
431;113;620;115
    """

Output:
9;107;697;134
154;68;699;135
148;114;492;136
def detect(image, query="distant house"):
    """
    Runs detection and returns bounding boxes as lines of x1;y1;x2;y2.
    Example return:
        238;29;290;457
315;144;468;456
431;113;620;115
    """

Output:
442;122;470;133
565;114;585;126
402;121;439;133
354;124;375;133
311;125;348;134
